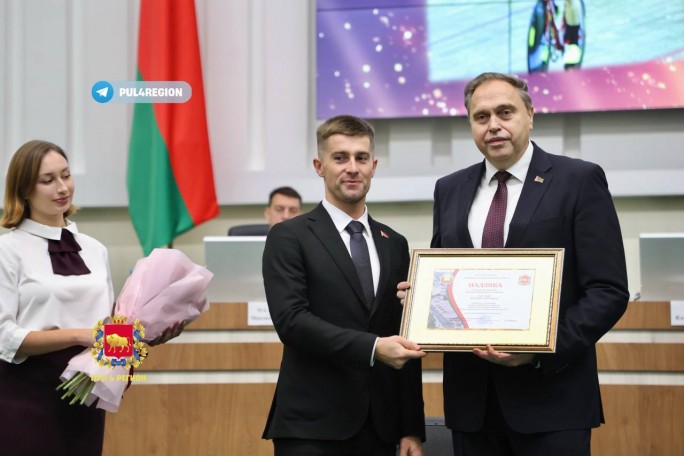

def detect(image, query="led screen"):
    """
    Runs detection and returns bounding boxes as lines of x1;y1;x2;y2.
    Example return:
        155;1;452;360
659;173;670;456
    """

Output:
317;0;684;118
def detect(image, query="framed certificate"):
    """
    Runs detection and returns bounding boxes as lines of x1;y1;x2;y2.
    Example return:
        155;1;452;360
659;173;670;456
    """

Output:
400;248;564;352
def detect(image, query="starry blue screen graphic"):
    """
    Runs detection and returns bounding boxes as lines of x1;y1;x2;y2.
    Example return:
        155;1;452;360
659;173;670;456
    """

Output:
316;0;684;119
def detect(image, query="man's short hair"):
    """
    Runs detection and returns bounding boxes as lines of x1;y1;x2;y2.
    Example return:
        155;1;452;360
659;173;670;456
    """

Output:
268;186;302;206
316;115;375;156
463;72;533;114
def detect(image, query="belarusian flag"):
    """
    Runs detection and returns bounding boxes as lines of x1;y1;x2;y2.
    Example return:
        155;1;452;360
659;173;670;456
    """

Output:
128;0;219;255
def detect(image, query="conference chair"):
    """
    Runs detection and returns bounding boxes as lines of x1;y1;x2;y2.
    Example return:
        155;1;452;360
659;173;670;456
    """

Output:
421;416;452;455
392;417;451;455
227;224;269;236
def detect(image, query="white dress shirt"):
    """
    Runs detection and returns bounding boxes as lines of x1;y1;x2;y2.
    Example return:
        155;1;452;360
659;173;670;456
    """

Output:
321;199;381;366
321;199;380;294
0;219;114;364
468;142;533;248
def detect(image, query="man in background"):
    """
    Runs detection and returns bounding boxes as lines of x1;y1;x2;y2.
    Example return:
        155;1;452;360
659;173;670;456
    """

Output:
263;115;425;455
264;186;302;228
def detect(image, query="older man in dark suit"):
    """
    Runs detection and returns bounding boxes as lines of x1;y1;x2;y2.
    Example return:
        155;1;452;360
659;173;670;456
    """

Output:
426;72;629;455
262;115;426;456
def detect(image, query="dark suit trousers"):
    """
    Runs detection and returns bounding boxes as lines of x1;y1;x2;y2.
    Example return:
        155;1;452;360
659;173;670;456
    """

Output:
274;411;396;456
452;376;591;456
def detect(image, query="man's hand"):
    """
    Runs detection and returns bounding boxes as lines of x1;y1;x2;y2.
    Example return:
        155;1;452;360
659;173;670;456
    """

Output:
399;435;423;456
473;344;535;367
396;281;410;305
375;335;426;369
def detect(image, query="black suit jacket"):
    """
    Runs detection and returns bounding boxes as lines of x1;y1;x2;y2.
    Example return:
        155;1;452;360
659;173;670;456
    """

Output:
432;143;629;433
262;203;425;443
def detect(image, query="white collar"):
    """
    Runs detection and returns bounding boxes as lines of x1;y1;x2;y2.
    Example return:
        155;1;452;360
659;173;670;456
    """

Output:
16;218;79;240
321;199;371;235
483;141;533;184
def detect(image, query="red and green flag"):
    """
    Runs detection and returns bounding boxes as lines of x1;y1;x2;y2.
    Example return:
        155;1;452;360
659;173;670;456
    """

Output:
128;0;219;255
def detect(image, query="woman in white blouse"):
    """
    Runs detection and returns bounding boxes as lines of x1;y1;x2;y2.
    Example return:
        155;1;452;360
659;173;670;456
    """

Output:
0;140;113;455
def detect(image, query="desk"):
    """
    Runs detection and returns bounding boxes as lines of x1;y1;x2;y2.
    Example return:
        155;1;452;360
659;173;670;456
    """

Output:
104;302;683;456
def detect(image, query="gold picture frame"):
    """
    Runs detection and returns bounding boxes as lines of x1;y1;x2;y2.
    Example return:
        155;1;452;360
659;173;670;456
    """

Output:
400;248;564;352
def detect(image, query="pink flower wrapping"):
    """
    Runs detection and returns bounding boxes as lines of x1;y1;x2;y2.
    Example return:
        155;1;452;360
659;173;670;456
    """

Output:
59;248;214;412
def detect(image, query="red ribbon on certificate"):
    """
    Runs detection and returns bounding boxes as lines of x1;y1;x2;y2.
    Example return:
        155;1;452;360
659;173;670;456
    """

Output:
447;269;469;329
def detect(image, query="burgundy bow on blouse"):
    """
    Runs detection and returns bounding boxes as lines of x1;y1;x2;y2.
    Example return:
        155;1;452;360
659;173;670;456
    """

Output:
47;229;91;276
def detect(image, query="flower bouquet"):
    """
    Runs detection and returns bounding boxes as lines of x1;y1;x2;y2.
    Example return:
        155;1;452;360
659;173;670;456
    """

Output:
57;248;213;412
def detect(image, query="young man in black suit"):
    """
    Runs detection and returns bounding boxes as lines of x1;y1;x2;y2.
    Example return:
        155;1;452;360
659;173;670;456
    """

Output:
263;115;426;456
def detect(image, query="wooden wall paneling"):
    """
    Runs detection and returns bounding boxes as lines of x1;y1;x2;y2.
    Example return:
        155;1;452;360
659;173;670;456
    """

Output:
103;302;683;455
381;343;684;373
104;386;170;455
614;302;680;330
597;343;684;372
140;342;683;372
140;343;283;371
422;382;445;418
104;384;275;456
188;303;273;330
592;385;684;456
104;384;684;456
187;301;683;332
422;353;443;370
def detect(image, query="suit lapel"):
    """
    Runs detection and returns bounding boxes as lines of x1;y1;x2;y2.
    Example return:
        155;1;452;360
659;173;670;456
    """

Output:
307;204;369;310
369;217;390;316
507;143;553;247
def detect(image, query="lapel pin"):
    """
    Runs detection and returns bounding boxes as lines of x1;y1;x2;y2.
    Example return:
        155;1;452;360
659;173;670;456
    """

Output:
380;230;389;238
534;176;544;183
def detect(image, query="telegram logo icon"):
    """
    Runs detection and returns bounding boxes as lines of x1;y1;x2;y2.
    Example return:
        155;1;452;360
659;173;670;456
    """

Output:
92;81;114;103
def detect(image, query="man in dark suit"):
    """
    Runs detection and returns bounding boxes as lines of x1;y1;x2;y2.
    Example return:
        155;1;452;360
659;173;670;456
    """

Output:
263;115;426;456
427;73;629;455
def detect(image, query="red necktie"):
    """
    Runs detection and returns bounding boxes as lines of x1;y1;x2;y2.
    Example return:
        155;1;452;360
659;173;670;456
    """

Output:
481;171;511;248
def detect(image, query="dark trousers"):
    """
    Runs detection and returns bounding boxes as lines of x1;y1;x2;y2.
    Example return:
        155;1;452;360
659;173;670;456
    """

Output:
452;381;591;456
274;412;396;456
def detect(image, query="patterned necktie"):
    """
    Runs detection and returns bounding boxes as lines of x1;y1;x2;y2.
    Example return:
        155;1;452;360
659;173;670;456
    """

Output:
47;229;92;276
345;221;374;307
481;171;511;248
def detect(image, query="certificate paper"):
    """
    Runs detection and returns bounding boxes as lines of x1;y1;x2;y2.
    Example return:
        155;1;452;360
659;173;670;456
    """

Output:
401;249;563;352
429;269;535;330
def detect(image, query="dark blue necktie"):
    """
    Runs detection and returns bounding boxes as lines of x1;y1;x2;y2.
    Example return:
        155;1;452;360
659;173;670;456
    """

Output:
345;221;374;307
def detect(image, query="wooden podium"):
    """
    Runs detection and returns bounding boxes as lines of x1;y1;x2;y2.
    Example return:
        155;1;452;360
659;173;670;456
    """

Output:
103;301;683;455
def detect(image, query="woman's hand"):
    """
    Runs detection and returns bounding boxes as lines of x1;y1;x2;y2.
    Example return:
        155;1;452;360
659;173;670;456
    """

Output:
145;320;187;346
